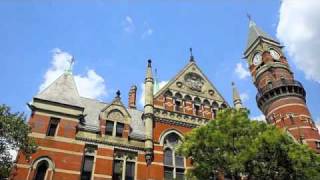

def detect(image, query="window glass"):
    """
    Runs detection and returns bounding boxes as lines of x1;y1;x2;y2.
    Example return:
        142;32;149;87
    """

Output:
195;105;200;115
175;100;181;112
113;160;123;180
175;155;184;168
164;149;173;166
164;167;174;180
106;121;114;136
116;123;124;137
34;161;48;180
176;168;185;180
125;162;135;180
81;156;94;180
47;118;59;136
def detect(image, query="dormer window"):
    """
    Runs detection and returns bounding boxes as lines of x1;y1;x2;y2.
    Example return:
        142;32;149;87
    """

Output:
105;120;114;136
116;122;124;137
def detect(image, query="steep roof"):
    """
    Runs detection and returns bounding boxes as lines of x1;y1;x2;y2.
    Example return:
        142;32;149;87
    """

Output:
35;73;83;108
154;60;227;103
245;20;279;52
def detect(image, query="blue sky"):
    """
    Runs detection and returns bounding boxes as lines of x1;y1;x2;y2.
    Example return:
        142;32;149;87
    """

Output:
1;0;320;122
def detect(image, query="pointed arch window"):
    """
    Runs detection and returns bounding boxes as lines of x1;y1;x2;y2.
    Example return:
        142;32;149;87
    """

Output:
163;133;185;180
34;161;49;180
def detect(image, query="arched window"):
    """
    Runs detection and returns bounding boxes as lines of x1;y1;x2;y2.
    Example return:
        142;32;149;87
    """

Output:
34;161;49;180
163;133;185;180
184;95;192;101
174;93;183;112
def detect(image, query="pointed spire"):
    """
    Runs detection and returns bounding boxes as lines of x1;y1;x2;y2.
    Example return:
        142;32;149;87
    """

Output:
35;73;82;107
245;15;279;53
189;48;195;62
232;82;243;110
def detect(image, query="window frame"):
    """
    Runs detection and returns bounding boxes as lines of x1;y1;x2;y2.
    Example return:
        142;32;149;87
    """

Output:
115;122;124;137
105;120;114;136
46;117;60;137
112;152;137;180
163;133;185;180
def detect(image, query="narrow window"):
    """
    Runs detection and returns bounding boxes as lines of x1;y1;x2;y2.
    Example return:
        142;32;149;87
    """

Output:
175;100;181;112
105;120;114;136
125;162;135;180
113;160;123;180
212;109;217;119
116;122;124;137
267;81;273;89
164;149;173;166
81;156;94;180
289;115;295;124
316;141;320;149
34;161;48;180
47;117;60;136
194;105;200;116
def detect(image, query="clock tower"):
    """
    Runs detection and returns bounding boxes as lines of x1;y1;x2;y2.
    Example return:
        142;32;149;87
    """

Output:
244;19;320;152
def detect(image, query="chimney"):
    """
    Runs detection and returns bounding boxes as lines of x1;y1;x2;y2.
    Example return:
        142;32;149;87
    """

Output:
128;85;137;109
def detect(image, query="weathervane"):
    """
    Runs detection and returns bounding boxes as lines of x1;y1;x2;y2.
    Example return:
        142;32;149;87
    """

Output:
65;56;75;74
189;48;195;62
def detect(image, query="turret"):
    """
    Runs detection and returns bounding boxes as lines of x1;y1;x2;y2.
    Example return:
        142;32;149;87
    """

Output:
243;17;320;152
232;82;243;110
143;59;154;164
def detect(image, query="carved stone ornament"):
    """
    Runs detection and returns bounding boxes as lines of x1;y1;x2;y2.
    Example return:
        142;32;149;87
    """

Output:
176;81;183;88
184;72;204;92
107;110;124;121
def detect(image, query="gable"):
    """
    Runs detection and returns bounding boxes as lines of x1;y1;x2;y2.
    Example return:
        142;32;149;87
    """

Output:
154;61;227;103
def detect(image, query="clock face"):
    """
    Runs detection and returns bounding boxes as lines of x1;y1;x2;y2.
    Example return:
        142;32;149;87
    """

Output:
253;53;262;66
270;49;280;60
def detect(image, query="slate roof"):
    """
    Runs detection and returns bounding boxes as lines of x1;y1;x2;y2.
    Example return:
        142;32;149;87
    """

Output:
35;73;83;108
35;72;146;140
246;20;279;51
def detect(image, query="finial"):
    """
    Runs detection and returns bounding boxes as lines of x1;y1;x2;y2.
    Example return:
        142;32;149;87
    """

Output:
232;81;235;86
65;56;75;74
247;13;256;27
148;59;152;67
116;90;121;98
246;13;252;21
189;48;194;62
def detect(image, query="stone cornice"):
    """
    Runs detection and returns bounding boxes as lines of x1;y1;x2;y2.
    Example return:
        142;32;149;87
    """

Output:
154;108;209;128
76;131;145;151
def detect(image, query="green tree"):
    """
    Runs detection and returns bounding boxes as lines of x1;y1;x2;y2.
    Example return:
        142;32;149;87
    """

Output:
0;104;37;178
178;108;320;180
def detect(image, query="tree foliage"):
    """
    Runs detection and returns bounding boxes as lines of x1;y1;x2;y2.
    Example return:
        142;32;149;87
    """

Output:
178;108;320;180
0;104;37;178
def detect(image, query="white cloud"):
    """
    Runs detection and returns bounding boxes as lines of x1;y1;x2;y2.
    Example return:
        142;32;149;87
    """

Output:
277;0;320;83
235;62;250;79
240;92;249;102
123;16;135;33
139;80;168;107
39;48;107;99
74;70;106;99
251;114;266;122
142;28;153;39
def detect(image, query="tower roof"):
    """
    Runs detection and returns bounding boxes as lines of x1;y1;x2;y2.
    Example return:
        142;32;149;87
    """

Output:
245;19;280;53
35;73;83;108
232;82;243;110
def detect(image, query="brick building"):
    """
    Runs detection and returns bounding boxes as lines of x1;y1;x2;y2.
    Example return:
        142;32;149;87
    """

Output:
11;19;320;180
